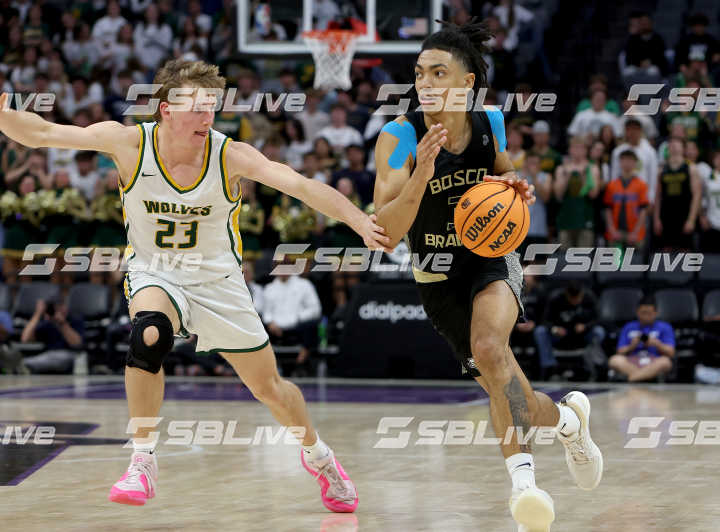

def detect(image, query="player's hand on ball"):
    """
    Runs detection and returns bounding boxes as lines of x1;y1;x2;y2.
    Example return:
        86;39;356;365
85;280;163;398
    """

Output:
484;174;536;205
415;123;447;182
359;213;393;252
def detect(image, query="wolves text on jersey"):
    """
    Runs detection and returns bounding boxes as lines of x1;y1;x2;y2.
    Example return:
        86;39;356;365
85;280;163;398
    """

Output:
142;200;213;217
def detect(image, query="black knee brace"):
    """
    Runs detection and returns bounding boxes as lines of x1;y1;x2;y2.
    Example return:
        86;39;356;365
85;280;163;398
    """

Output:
126;311;175;373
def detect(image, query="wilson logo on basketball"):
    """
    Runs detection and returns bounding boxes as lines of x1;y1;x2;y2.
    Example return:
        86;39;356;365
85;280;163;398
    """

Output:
464;202;505;242
489;220;517;251
461;198;471;209
454;181;529;257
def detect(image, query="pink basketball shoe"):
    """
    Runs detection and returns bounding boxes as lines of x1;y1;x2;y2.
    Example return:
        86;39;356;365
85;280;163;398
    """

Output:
108;451;158;506
301;449;358;513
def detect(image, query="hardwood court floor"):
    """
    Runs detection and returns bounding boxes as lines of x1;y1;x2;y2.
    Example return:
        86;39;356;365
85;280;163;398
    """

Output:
1;376;718;531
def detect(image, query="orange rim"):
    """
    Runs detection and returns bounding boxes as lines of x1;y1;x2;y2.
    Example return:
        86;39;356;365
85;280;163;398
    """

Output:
302;29;362;53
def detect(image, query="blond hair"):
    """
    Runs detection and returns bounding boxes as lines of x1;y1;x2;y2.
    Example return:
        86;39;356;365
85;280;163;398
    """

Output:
152;59;226;122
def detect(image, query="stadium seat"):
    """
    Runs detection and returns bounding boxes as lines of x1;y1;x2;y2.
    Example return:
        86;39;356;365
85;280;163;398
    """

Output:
598;287;644;326
68;283;111;323
595;269;645;288
12;282;61;322
646;252;695;288
598;287;645;367
0;283;12;311
699;290;720;369
696;253;720;288
702;289;720;320
253;249;275;284
543;253;596;291
9;282;62;358
655;288;700;381
654;288;699;323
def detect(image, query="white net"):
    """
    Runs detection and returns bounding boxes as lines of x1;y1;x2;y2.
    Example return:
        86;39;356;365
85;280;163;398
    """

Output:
302;30;361;90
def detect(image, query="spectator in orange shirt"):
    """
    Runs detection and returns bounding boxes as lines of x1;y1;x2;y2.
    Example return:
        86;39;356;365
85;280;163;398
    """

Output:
604;150;650;252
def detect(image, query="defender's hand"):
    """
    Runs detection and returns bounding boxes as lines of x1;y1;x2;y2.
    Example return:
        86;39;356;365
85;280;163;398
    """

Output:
358;214;393;252
415;123;447;182
484;174;536;205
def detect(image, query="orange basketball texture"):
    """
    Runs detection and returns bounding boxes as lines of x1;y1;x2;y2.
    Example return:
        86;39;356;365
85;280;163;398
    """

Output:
454;182;530;258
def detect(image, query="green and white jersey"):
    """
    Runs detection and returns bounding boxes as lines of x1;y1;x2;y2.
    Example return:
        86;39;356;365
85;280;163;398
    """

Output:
121;122;243;285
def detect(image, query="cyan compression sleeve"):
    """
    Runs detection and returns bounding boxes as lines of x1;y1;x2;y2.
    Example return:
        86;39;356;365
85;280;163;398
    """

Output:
485;106;507;153
380;120;418;169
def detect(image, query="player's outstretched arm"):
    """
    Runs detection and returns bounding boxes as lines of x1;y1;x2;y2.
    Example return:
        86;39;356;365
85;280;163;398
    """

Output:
374;120;447;249
0;92;135;154
225;140;392;251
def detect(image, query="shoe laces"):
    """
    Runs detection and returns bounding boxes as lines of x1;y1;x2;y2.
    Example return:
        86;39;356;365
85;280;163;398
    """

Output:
316;458;356;503
125;457;156;493
565;433;591;465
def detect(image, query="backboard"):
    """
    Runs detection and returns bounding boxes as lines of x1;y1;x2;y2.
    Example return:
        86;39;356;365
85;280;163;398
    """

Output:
237;0;443;55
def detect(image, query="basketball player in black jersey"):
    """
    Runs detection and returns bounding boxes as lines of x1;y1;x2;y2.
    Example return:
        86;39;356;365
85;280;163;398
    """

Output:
374;19;603;531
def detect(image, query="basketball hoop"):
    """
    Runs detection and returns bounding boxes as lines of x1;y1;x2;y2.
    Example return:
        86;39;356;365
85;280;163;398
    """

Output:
302;29;362;90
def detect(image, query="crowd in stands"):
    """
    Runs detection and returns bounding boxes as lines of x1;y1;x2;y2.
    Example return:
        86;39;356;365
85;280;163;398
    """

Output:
0;2;719;381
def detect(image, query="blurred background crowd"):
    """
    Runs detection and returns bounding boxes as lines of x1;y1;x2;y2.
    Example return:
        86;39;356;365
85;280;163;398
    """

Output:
1;0;720;383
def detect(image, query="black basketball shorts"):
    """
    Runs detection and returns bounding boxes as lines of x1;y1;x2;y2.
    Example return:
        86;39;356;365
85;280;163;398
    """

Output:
416;251;525;377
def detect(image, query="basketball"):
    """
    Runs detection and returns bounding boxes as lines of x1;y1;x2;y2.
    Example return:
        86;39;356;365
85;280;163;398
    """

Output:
454;182;530;258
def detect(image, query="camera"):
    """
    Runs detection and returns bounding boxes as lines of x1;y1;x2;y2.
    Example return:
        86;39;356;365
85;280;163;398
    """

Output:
640;333;648;343
45;301;55;317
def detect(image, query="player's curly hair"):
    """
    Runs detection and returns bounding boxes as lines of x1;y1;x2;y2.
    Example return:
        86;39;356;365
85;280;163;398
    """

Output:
421;17;493;91
152;59;226;122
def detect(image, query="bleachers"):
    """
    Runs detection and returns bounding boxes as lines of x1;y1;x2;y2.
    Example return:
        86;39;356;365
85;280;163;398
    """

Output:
2;271;716;382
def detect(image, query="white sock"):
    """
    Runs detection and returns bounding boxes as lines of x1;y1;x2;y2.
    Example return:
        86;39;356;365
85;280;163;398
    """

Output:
302;432;330;462
506;453;536;491
555;404;581;438
133;439;155;454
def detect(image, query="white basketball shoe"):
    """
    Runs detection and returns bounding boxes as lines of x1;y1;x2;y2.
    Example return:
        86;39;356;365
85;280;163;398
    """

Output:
510;486;555;532
557;391;603;490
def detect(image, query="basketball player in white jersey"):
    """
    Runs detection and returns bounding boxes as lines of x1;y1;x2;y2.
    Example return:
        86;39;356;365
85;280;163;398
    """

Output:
0;60;389;512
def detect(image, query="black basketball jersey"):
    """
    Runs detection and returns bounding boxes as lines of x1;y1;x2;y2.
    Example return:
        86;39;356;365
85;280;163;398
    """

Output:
404;110;499;279
659;161;692;224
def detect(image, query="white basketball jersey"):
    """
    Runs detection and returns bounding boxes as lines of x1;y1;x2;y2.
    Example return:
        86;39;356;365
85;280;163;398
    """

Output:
121;122;243;285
